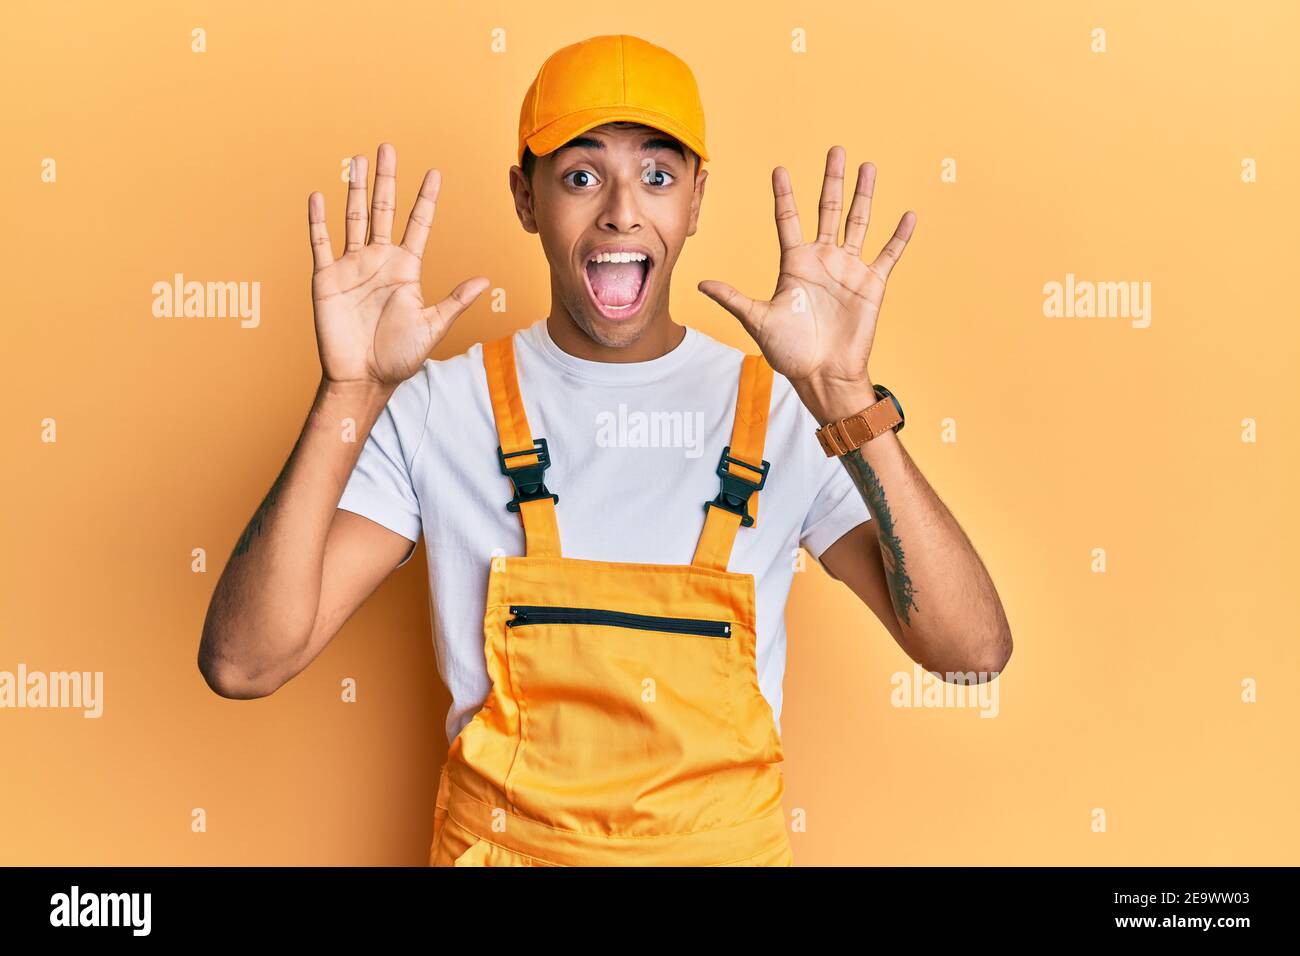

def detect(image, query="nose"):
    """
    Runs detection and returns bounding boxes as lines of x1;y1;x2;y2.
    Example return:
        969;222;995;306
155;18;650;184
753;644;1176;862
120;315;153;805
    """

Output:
597;173;643;233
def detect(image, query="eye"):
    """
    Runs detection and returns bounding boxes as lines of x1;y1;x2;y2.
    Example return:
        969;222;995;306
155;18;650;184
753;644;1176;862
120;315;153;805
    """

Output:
644;166;675;188
563;169;599;189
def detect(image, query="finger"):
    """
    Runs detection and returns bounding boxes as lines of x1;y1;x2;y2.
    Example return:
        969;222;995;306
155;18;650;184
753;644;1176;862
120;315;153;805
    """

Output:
344;154;368;254
867;211;917;283
369;143;397;245
841;162;876;257
308;192;333;273
698;279;762;340
400;168;442;259
815;145;846;244
421;275;491;338
772;167;802;253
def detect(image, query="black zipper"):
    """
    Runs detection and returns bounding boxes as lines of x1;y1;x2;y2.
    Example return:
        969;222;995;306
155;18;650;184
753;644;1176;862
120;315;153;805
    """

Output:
507;605;731;639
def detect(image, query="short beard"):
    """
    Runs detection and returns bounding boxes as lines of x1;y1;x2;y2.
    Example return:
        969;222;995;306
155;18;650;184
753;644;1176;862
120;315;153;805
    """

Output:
565;291;654;350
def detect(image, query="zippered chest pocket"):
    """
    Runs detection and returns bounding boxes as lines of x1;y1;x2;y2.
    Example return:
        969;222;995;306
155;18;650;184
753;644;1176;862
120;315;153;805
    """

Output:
508;605;731;638
497;600;753;836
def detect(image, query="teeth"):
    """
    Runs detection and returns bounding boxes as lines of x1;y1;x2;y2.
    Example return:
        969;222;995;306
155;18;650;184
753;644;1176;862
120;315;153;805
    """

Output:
588;251;649;264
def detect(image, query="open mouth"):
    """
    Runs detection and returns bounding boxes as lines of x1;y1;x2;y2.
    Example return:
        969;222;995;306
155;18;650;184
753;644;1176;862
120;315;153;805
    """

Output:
583;250;653;321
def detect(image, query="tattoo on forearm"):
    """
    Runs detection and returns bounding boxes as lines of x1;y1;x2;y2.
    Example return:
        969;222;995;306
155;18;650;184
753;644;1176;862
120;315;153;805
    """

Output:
233;464;290;558
841;448;919;626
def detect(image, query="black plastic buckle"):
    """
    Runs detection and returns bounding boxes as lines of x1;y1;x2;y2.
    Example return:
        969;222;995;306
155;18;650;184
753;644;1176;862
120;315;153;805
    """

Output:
497;438;559;513
704;445;770;528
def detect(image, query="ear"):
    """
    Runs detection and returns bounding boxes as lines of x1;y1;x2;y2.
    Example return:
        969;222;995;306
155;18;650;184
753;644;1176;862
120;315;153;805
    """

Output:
685;162;708;238
509;165;539;234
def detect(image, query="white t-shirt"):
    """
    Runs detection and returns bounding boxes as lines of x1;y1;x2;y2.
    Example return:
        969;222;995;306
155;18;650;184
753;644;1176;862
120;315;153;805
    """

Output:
337;318;872;745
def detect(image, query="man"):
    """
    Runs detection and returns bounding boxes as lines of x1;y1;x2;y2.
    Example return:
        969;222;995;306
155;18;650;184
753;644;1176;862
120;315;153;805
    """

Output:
199;34;1011;866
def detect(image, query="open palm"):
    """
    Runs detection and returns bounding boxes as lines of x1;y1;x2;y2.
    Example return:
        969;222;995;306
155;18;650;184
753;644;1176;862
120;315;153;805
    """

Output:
309;143;489;388
699;146;915;388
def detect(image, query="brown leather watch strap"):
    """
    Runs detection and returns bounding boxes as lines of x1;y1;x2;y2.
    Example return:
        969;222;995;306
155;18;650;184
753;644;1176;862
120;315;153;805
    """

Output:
814;393;903;456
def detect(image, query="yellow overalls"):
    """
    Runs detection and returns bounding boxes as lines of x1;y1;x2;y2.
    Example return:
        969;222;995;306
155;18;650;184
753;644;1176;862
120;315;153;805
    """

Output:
429;333;791;866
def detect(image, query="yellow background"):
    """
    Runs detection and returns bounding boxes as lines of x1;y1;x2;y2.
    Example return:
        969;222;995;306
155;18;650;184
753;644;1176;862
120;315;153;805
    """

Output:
3;0;1297;865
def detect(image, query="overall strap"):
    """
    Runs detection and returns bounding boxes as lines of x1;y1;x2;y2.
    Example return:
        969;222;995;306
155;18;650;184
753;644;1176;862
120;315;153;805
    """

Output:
691;353;775;572
482;335;561;558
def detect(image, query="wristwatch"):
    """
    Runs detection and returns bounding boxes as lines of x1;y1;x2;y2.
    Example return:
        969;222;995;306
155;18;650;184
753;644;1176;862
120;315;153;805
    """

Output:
814;384;905;457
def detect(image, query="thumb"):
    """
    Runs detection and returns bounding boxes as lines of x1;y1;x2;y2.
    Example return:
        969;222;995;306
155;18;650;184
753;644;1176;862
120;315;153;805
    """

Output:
422;276;491;338
698;279;761;339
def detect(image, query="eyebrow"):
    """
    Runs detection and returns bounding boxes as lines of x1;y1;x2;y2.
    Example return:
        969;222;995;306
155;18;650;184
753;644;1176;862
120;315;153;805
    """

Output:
552;135;686;163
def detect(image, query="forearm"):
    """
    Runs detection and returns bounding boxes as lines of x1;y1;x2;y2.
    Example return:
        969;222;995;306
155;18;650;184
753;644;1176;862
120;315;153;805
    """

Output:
199;378;394;695
795;377;1012;676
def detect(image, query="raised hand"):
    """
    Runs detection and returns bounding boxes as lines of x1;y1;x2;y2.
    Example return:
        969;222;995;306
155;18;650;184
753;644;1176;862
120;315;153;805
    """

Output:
698;146;915;402
308;143;490;388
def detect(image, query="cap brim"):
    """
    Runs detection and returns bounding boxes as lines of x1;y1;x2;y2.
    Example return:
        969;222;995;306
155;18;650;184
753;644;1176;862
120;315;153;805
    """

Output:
523;105;709;166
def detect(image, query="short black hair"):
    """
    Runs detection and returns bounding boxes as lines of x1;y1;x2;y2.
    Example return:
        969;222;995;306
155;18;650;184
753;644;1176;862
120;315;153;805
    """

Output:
521;123;698;183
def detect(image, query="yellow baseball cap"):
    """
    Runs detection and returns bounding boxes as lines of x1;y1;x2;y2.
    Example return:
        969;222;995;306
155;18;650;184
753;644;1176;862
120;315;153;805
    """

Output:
517;34;709;168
